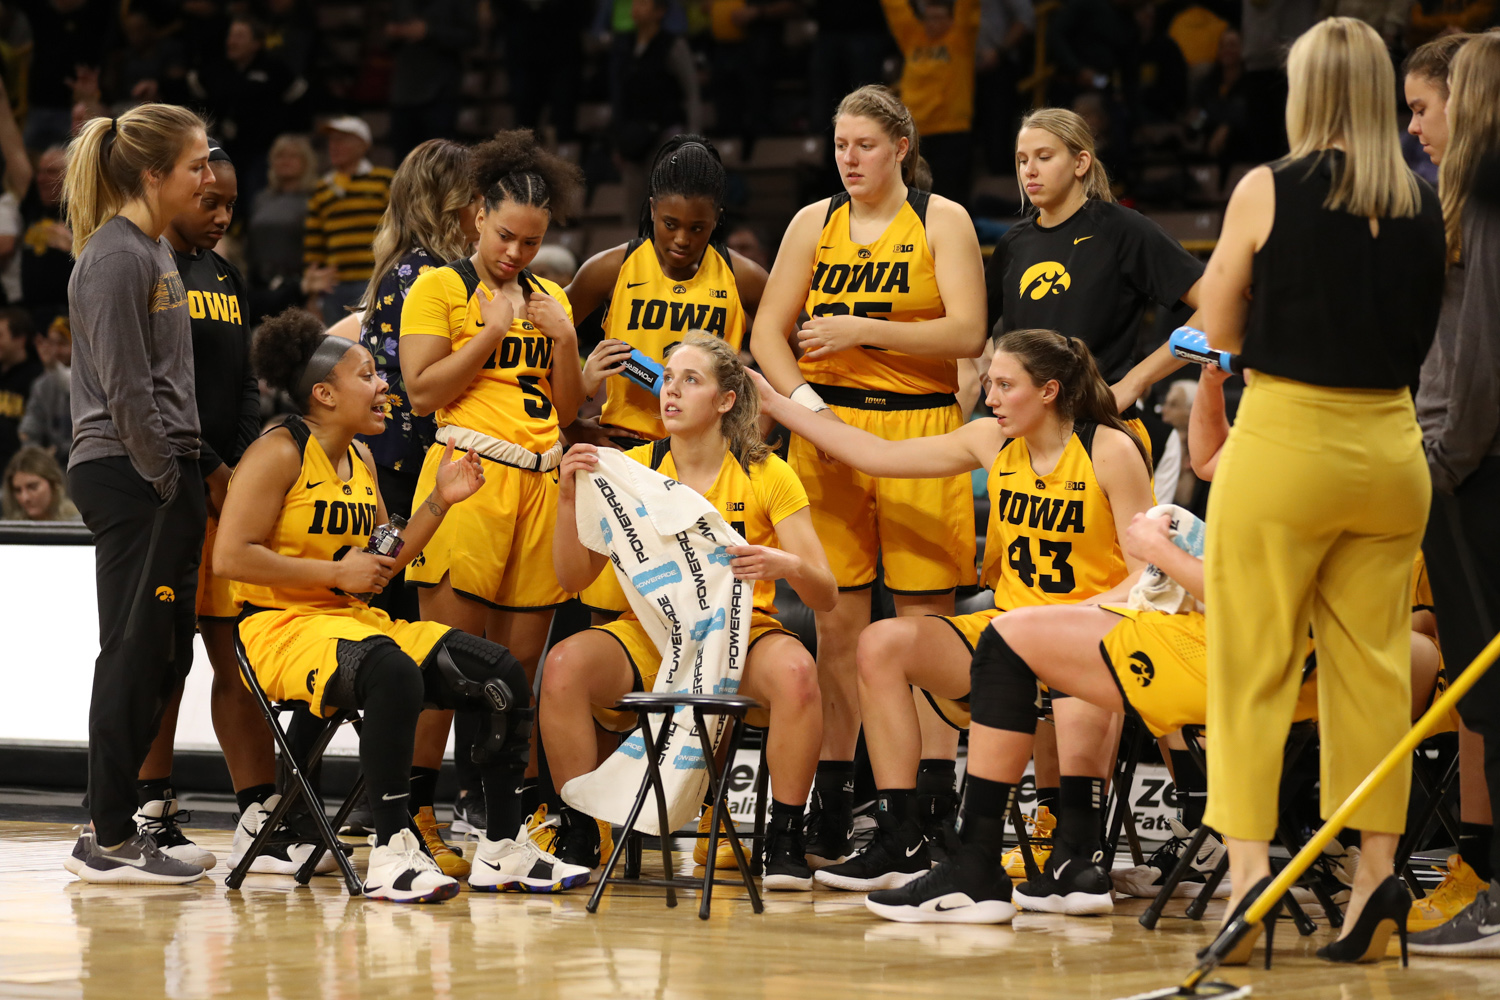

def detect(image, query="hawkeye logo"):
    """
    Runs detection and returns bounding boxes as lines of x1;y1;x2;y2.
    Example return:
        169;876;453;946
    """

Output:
1129;651;1155;688
1020;261;1071;300
155;586;175;603
857;247;872;259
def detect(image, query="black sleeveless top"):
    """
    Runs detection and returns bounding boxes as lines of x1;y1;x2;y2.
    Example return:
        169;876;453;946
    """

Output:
1240;151;1445;391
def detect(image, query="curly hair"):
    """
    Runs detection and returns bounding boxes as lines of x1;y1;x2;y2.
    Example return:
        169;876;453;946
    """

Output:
471;128;584;222
251;308;328;398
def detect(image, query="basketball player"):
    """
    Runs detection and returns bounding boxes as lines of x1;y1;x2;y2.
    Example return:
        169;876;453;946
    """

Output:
753;329;1154;901
542;333;835;888
749;85;987;866
399;130;585;875
215;309;589;902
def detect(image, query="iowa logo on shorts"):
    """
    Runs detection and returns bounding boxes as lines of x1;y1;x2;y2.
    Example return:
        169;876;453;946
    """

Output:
154;586;175;603
306;669;317;694
1020;261;1071;300
1129;651;1155;687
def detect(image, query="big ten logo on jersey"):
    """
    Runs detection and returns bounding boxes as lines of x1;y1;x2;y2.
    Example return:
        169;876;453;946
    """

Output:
307;499;379;536
625;297;729;336
1020;261;1070;300
187;289;242;324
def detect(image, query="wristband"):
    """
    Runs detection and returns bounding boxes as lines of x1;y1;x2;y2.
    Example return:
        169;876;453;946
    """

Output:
790;383;830;413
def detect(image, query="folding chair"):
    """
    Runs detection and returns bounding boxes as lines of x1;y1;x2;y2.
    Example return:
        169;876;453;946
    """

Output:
1396;743;1462;899
586;692;765;920
224;633;368;897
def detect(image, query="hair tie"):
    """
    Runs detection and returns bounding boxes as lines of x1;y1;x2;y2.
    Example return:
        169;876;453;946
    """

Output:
291;335;356;407
110;118;118;133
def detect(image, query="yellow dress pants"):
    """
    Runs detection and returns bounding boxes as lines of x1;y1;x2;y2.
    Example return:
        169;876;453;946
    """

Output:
1204;373;1428;840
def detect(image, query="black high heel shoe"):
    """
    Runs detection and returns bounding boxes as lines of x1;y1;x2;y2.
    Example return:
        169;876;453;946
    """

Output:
1198;875;1286;969
1316;875;1409;966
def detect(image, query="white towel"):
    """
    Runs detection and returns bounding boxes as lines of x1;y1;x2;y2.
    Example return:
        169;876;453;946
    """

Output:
562;448;753;835
1127;504;1207;615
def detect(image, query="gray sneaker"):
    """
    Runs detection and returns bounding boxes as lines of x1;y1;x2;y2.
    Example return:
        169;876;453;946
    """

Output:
63;829;92;875
75;831;207;885
1408;881;1500;958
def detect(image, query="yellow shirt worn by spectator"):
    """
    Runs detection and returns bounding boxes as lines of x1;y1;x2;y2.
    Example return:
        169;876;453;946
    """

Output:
302;160;396;285
880;0;982;137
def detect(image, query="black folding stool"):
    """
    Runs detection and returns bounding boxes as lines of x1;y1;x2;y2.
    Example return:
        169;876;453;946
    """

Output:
224;632;368;896
586;692;765;919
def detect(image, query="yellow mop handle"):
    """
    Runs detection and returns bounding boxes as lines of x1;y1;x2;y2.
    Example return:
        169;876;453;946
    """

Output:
1240;628;1500;927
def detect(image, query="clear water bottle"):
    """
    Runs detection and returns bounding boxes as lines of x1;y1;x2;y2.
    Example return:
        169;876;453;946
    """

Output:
354;513;406;604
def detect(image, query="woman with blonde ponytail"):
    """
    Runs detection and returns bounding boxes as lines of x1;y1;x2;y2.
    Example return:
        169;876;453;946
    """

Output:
545;331;835;888
752;328;1153;904
61;104;217;885
1410;31;1500;956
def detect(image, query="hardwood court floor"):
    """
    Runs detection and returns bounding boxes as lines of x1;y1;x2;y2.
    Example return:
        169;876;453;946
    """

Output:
1;820;1496;1000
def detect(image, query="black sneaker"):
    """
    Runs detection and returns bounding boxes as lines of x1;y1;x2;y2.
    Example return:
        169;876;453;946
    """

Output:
75;831;207;885
804;787;853;869
550;808;604;871
451;790;487;837
865;845;1017;924
1013;845;1114;915
815;810;930;891
339;801;375;838
762;816;814;891
1409;881;1500;957
917;788;959;865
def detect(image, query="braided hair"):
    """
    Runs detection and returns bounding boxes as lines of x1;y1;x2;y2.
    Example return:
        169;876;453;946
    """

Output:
471;128;584;221
637;134;727;242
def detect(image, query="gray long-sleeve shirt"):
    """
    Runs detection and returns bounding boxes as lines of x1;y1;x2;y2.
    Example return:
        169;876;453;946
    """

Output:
1418;200;1500;494
67;216;199;500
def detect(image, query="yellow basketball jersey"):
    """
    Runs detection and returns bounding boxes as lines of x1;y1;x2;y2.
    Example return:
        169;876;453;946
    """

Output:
602;239;747;441
981;424;1128;610
233;417;381;613
400;261;573;453
798;190;956;396
625;441;809;615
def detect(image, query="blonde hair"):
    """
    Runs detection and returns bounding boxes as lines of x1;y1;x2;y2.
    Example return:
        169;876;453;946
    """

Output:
3;446;72;521
1283;17;1421;220
834;85;921;188
663;332;770;469
1016;108;1116;205
361;139;474;313
269;133;318;193
63;104;208;257
1439;33;1500;262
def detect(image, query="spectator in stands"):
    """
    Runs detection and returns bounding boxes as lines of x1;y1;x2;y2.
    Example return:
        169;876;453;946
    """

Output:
103;10;186;107
974;0;1034;172
18;317;71;462
19;146;76;332
1126;0;1189;124
807;0;892;195
1158;377;1204;509
0;75;33;307
0;307;40;471
530;244;579;285
1408;0;1496;46
612;0;703;213
20;0;111;151
254;0;319;132
387;0;477;162
1048;0;1133;104
247;133;317;322
880;0;983;207
709;0;802;155
500;0;586;145
1240;0;1316;159
727;222;771;269
2;445;78;521
1188;27;1252;173
302;116;394;325
1320;0;1412;47
189;17;297;201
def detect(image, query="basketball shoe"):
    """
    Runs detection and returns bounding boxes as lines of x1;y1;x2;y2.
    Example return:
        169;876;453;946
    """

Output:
1001;805;1055;878
134;793;216;869
815;810;930;891
450;790;487;837
413;805;469;879
1408;855;1485;932
803;786;853;869
694;807;745;870
363;828;460;903
1111;819;1230;899
534;808;614;879
71;829;206;885
762;812;815;891
1409;880;1500;957
469;826;591;892
226;795;340;875
865;845;1017;924
1013;845;1114;915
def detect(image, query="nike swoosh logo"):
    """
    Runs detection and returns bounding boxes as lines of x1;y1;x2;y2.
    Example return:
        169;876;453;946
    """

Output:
994;471;1017;477
1054;860;1071;877
1074;236;1093;244
381;792;409;801
933;899;970;912
104;852;152;868
626;281;648;289
1478;923;1500;937
820;246;836;250
305;480;324;489
217;273;228;281
905;843;923;857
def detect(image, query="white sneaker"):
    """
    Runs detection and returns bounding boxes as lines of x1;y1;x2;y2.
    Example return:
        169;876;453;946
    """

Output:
1111;819;1230;899
469;826;591;893
226;795;340;875
134;795;216;870
1291;840;1358;906
362;828;460;903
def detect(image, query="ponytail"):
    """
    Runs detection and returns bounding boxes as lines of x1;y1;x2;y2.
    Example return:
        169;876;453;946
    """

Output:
995;328;1149;471
64;104;208;257
1016;108;1115;206
663;331;770;470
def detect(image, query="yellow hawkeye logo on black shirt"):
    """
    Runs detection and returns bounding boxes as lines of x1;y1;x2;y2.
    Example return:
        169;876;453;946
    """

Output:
1020;262;1071;300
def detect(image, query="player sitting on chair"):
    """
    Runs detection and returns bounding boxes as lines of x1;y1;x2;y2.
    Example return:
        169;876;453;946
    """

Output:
543;332;837;890
216;309;590;903
754;328;1157;907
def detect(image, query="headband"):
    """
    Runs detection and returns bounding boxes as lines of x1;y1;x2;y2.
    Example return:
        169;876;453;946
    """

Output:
292;335;355;407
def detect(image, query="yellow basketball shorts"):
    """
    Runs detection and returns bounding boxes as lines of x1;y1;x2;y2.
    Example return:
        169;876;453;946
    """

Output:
406;441;568;611
918;607;1006;729
589;610;794;732
789;403;977;594
578;564;629;617
237;604;452;717
196;515;238;620
1099;607;1317;737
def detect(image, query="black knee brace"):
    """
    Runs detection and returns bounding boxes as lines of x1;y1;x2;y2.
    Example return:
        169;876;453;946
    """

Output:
968;626;1041;735
428;630;533;768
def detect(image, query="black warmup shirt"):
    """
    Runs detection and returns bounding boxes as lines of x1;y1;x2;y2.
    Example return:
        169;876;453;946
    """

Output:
175;247;260;477
986;200;1203;382
1241;152;1445;391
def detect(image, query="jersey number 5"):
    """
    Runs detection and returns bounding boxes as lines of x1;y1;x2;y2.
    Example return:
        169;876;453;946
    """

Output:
1007;536;1076;595
517;375;553;420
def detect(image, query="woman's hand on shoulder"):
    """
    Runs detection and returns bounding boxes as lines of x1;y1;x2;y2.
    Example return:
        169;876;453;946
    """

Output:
478;287;515;337
558;443;600;503
433;440;485;508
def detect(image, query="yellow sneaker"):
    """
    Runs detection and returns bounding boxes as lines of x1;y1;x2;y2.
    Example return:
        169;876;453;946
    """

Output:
414;805;471;879
1001;806;1055;879
1408;854;1484;932
693;807;747;870
525;804;552;836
